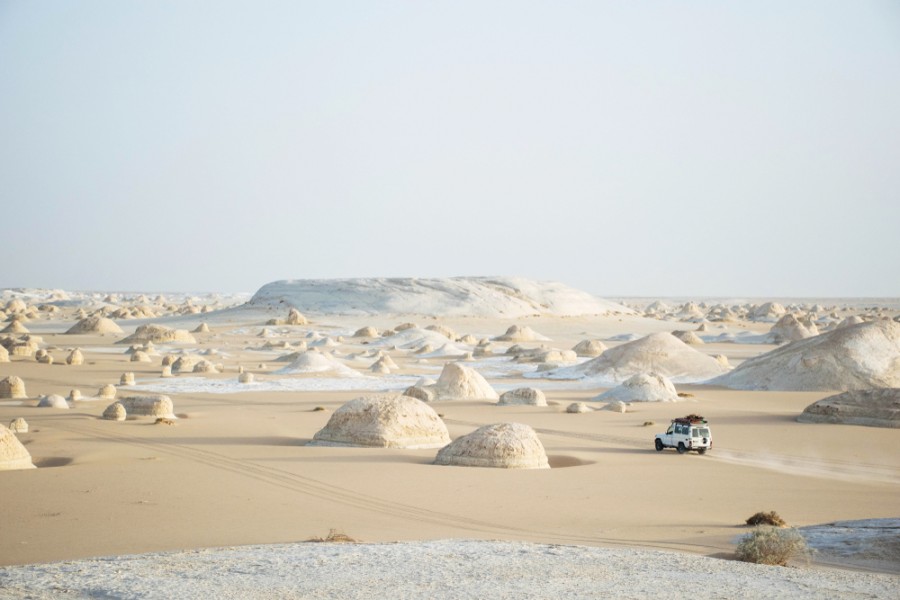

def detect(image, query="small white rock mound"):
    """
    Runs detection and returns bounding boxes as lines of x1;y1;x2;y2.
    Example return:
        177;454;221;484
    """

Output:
68;389;81;402
192;360;219;374
286;307;308;325
566;402;593;413
498;387;547;407
103;402;127;421
798;389;900;428
353;326;379;338
66;348;85;365
430;363;499;401
594;373;679;403
2;320;29;334
0;375;27;399
120;372;135;386
572;339;607;357
171;356;199;374
192;322;210;333
309;394;450;449
709;321;900;391
554;333;728;383
119;395;176;419
768;314;819;344
494;325;550;342
97;384;117;400
671;331;704;345
117;324;196;345
38;394;69;409
602;401;628;413
130;350;152;363
274;351;359;377
434;422;549;469
0;345;9;362
0;423;35;470
9;417;28;433
238;372;254;384
748;302;787;322
65;316;124;335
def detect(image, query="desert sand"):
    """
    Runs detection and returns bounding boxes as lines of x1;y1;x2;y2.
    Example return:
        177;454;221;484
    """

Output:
0;281;898;597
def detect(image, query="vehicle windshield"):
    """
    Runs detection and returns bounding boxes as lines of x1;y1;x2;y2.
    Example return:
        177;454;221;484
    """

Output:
692;428;710;437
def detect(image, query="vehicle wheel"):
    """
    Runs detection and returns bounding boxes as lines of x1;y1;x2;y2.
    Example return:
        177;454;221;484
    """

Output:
677;443;687;454
655;439;664;452
697;448;707;455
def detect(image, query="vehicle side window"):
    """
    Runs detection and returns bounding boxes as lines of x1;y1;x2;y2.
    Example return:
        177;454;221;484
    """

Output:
666;426;674;434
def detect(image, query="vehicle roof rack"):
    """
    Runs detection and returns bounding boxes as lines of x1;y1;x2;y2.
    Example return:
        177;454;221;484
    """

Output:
674;414;707;424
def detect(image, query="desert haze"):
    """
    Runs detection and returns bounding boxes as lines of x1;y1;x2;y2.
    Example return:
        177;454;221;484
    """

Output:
0;278;897;598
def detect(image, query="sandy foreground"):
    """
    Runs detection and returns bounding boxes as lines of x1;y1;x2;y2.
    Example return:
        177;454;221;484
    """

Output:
1;302;898;596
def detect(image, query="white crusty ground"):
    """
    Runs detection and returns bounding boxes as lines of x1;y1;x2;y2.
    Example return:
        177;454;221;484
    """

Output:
0;540;896;600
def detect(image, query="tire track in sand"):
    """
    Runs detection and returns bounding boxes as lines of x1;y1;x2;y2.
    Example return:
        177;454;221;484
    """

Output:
56;418;722;553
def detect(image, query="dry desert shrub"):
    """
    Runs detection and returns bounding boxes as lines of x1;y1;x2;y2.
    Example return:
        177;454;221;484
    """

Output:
677;392;695;398
735;526;811;566
642;421;655;427
745;511;787;527
306;529;359;543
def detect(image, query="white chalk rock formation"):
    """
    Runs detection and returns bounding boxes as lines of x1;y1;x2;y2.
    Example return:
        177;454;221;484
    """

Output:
709;321;900;391
38;394;68;409
117;324;196;345
671;331;704;345
119;395;176;419
309;394;450;449
65;348;84;365
286;307;308;325
246;277;632;317
120;372;135;386
434;422;549;469
798;389;900;428
551;333;728;383
68;389;81;402
97;384;117;400
192;360;219;374
430;363;499;401
494;325;550;342
748;302;787;322
768;314;819;344
0;423;35;470
2;320;29;334
171;356;198;374
0;375;27;399
353;326;379;338
602;401;628;413
130;350;152;363
103;402;127;421
566;402;593;413
0;344;8;363
594;373;679;403
8;417;28;433
65;316;124;335
274;351;359;376
572;339;607;357
238;371;254;383
498;387;547;407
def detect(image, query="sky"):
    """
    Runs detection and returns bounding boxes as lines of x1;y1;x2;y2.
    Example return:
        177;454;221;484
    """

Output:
1;1;898;297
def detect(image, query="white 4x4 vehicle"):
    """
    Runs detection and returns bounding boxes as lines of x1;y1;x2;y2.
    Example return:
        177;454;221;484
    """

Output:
655;415;712;454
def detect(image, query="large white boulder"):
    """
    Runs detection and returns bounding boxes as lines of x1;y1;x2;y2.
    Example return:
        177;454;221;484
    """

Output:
309;394;450;449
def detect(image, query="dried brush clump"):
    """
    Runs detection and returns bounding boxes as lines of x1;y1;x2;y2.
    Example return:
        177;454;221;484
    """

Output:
745;511;787;527
735;527;811;566
306;529;359;543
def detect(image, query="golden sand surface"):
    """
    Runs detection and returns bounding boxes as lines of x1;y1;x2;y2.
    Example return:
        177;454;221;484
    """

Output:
1;312;897;571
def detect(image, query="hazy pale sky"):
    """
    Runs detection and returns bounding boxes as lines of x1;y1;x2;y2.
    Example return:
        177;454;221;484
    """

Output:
1;1;898;296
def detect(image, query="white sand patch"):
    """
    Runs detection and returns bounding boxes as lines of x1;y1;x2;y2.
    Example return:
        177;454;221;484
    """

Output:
0;540;895;599
127;375;420;394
